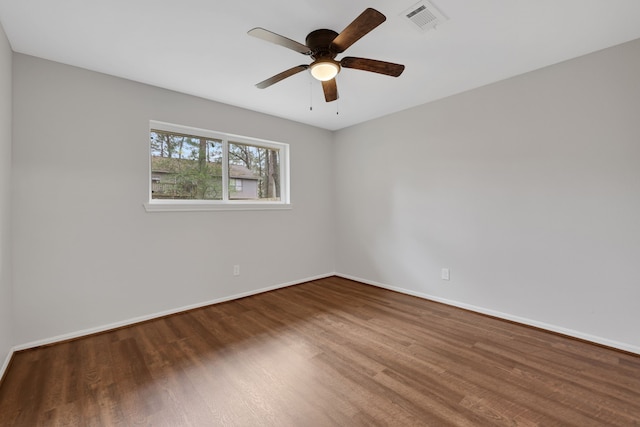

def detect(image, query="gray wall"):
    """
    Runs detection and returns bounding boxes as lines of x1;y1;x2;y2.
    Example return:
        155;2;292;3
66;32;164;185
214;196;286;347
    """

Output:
12;54;335;345
0;22;13;372
334;39;640;353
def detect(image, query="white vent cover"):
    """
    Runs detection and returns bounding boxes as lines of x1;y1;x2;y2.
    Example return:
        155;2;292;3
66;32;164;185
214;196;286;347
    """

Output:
401;0;448;32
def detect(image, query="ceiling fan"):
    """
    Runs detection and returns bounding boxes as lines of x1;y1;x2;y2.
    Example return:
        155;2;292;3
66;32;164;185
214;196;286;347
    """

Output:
248;8;405;103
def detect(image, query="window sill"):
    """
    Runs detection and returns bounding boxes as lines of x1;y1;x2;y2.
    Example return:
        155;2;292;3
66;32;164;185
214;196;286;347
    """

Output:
143;201;292;212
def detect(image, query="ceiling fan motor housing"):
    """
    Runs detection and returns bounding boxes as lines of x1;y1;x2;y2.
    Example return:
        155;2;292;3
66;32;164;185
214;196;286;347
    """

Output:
305;29;339;59
306;29;342;81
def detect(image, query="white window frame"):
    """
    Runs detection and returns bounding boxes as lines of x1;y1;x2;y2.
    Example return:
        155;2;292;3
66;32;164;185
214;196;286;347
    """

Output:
144;121;291;212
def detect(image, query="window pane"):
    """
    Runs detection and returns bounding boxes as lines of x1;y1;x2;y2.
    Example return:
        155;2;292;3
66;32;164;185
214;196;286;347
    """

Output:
228;141;280;201
151;130;223;200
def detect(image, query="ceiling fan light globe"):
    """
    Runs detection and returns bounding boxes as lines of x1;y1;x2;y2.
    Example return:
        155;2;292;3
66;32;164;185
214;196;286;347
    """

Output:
310;61;340;81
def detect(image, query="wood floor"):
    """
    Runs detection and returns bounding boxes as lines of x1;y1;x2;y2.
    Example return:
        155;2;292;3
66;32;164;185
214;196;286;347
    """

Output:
1;277;639;426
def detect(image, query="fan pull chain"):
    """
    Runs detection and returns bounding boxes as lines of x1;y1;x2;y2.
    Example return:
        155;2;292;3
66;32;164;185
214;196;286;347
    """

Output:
309;81;313;111
336;98;339;115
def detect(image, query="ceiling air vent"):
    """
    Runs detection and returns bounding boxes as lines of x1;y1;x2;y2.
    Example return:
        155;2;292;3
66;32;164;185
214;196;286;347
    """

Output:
401;1;448;32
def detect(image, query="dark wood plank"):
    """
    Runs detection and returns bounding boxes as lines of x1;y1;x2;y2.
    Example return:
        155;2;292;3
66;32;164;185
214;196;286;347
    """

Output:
1;276;639;426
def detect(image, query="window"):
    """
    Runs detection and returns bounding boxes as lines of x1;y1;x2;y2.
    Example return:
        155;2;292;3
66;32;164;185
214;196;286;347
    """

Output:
146;121;290;211
229;179;243;193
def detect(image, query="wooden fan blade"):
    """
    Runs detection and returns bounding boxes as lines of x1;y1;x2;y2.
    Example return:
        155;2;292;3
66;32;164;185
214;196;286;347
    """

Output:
248;28;311;55
330;8;386;53
322;79;338;102
341;57;405;77
256;65;309;89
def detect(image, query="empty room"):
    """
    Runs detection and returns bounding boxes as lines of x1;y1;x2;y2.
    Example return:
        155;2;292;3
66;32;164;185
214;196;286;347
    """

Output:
1;1;639;425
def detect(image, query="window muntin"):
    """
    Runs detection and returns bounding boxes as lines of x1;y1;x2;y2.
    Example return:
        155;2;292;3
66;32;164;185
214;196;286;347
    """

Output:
148;121;289;207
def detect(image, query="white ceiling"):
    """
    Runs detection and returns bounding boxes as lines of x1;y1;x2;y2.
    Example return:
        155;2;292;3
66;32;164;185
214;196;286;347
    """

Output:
1;0;640;131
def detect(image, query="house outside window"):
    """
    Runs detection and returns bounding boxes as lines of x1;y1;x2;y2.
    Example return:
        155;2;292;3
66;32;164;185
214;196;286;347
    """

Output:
147;121;290;211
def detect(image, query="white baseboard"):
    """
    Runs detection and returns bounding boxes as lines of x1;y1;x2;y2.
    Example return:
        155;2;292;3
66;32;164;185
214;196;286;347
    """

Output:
336;273;640;356
0;347;14;382
14;273;334;352
13;272;640;356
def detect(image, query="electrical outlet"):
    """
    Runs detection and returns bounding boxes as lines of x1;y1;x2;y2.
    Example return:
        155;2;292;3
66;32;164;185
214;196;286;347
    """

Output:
233;265;240;276
441;268;450;281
